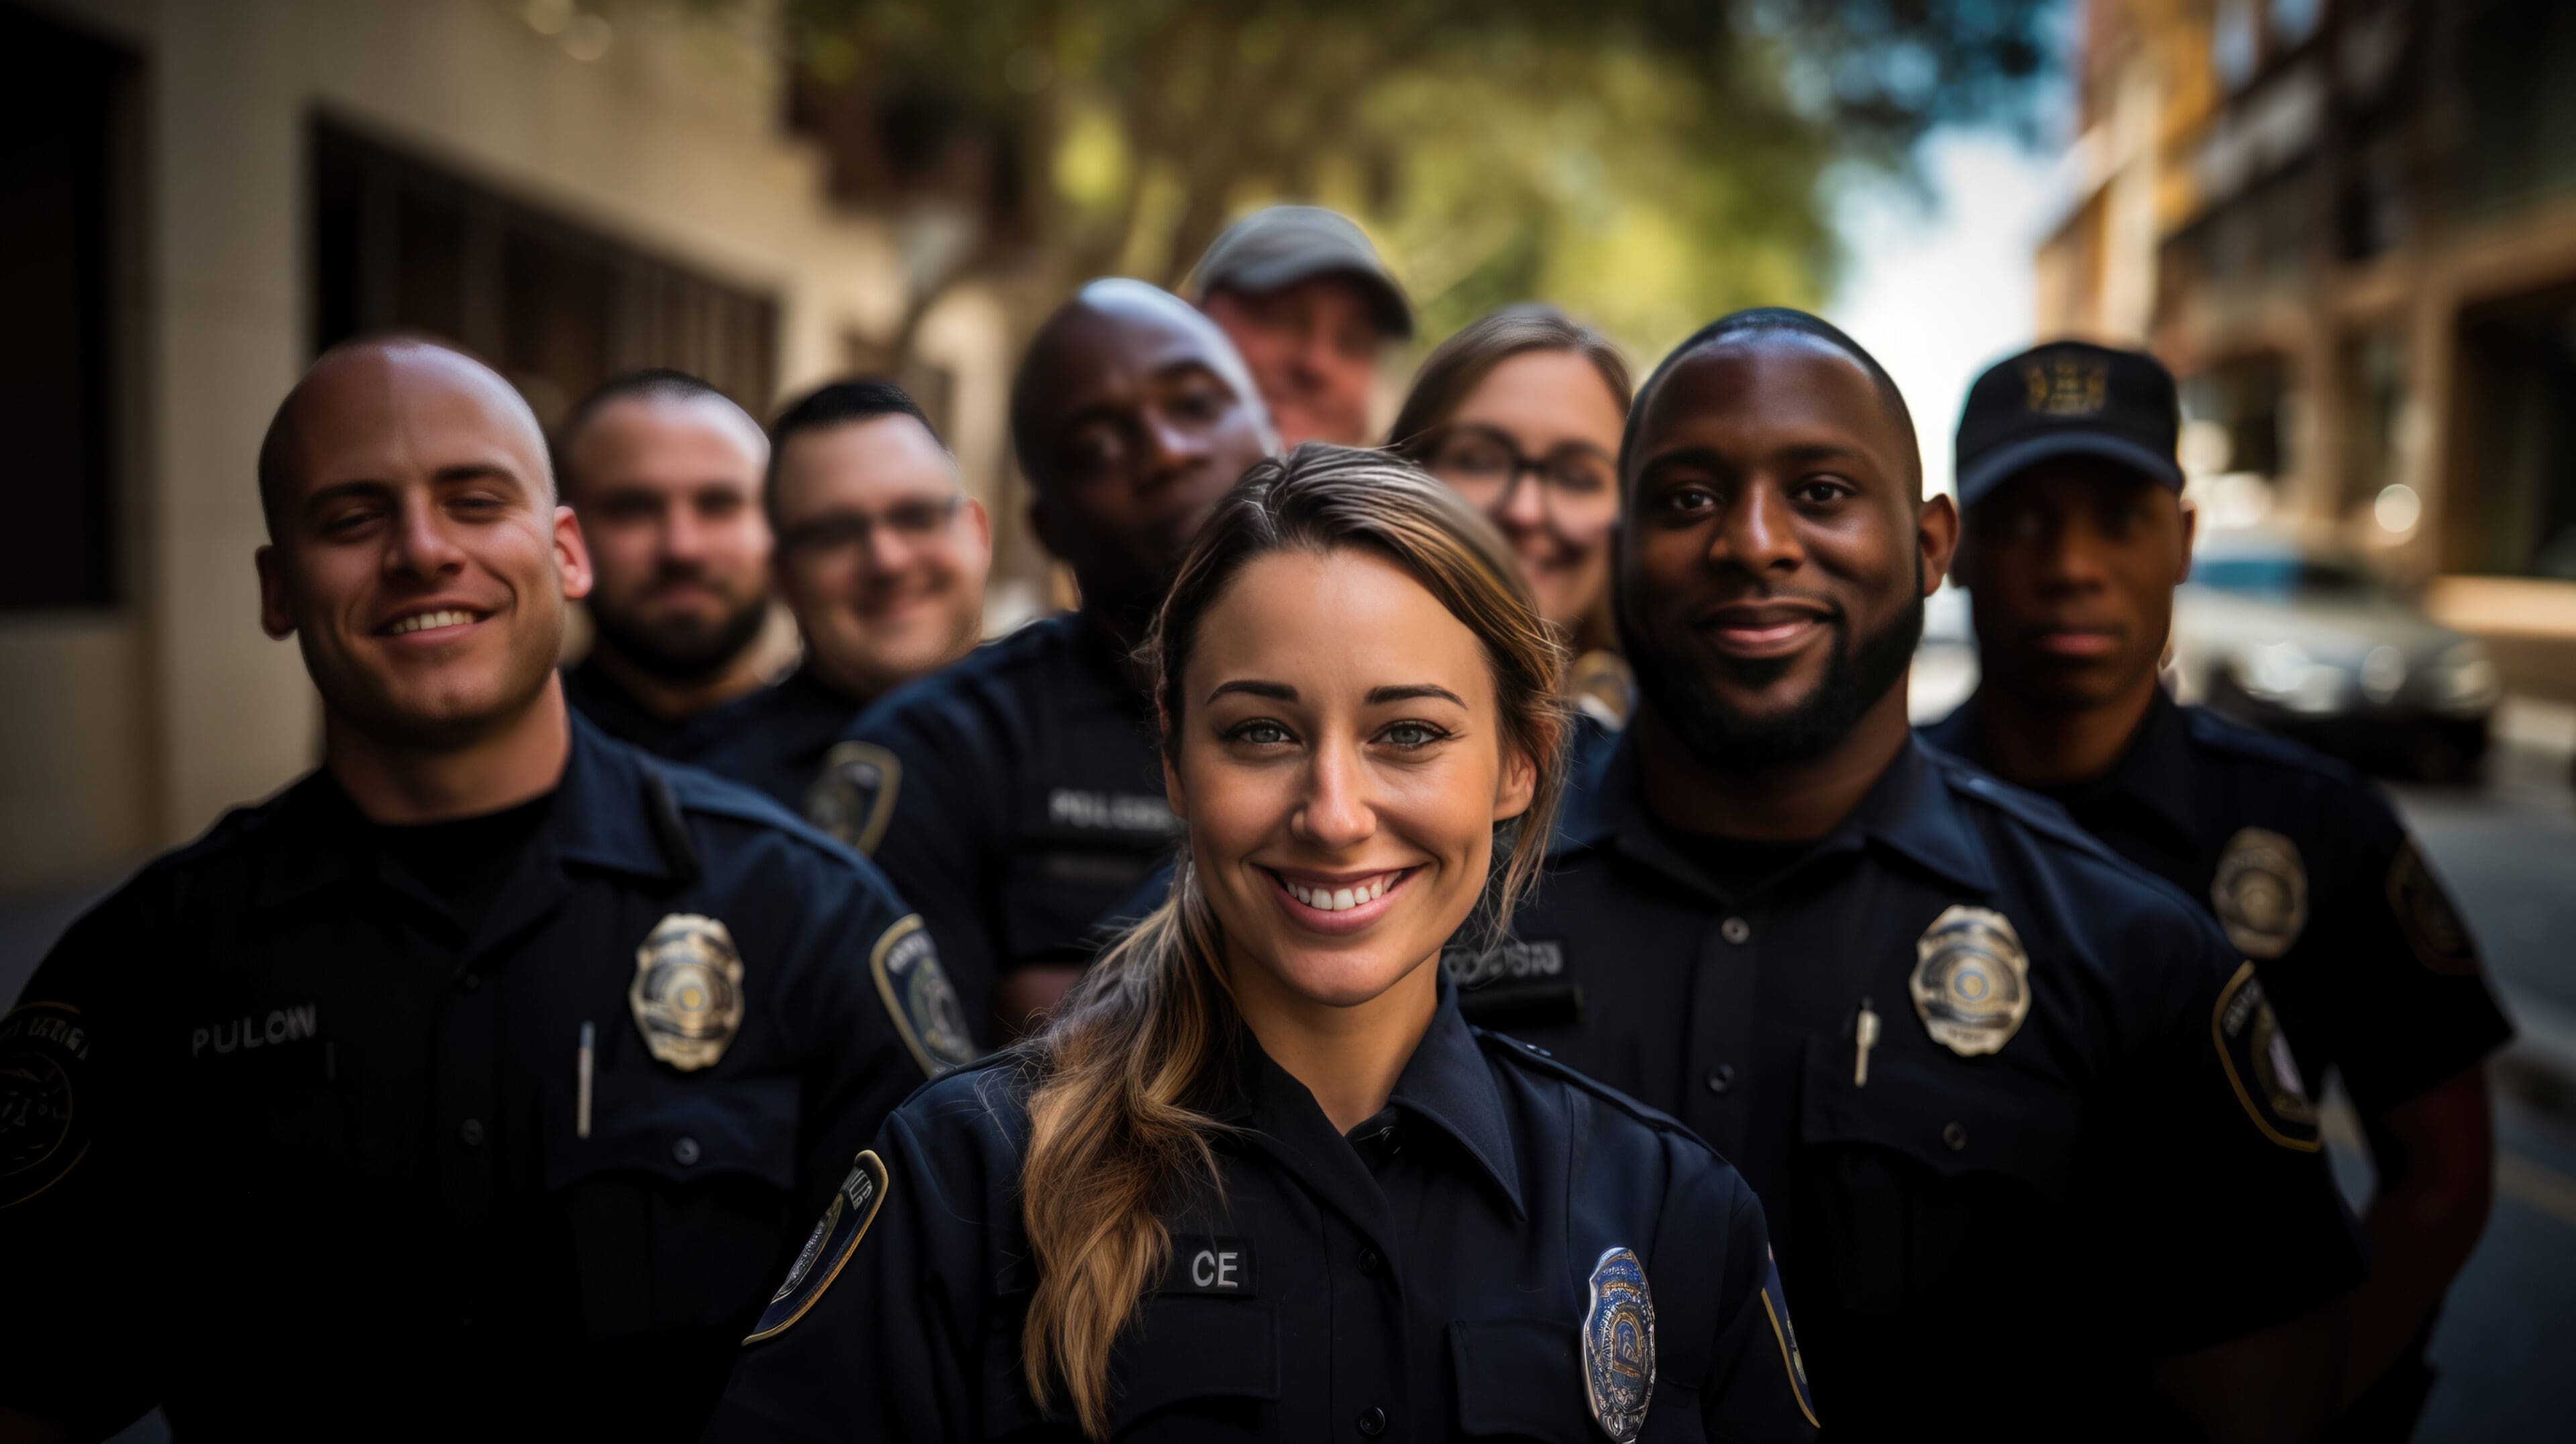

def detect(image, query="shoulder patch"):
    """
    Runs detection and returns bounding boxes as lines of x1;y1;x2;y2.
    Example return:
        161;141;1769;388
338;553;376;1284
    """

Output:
2212;962;2321;1151
2211;827;2306;960
871;915;980;1076
1759;1245;1821;1429
2387;838;2479;975
805;740;902;854
745;1149;888;1343
0;1000;94;1208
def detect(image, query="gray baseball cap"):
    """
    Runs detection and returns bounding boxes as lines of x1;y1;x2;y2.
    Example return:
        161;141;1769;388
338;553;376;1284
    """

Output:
1187;205;1413;340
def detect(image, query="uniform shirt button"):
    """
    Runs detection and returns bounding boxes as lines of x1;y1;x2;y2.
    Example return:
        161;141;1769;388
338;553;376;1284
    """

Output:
1358;1248;1383;1277
673;1136;702;1167
1704;1065;1735;1094
1942;1122;1968;1152
1356;1406;1388;1437
1720;916;1752;945
458;1118;483;1147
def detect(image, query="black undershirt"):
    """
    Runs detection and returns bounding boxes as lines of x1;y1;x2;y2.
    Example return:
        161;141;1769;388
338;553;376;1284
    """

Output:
372;790;557;933
1654;823;1824;903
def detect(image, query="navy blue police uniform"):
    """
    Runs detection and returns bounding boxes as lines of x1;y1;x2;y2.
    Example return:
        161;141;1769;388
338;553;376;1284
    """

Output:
1451;729;2367;1440
0;717;977;1441
688;666;872;835
833;613;1181;1044
1925;686;2512;1423
562;652;772;763
707;973;1822;1442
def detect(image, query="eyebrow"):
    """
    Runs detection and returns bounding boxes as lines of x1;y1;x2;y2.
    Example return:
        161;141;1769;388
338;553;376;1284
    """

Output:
1203;680;1466;708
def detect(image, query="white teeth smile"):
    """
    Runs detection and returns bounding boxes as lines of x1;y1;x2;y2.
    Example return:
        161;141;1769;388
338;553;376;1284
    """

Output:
388;609;476;635
1283;874;1394;911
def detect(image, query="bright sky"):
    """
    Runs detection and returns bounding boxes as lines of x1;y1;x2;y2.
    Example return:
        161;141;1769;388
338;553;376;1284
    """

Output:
1827;127;2068;500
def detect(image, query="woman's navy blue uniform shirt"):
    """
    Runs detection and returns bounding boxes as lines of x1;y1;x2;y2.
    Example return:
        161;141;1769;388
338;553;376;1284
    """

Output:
709;980;1821;1441
833;614;1182;1043
1451;730;2366;1440
0;719;973;1440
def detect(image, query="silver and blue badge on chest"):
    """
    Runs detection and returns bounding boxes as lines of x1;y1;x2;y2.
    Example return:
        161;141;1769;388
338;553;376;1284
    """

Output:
630;913;745;1072
1581;1246;1656;1441
1910;905;2031;1057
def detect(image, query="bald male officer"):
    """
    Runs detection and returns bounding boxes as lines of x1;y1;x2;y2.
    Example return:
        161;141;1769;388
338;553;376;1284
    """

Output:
1454;310;2365;1442
0;340;969;1442
1925;342;2511;1441
557;369;780;760
836;280;1275;1045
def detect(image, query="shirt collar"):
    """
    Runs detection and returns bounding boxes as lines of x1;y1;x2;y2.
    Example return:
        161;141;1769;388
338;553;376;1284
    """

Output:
250;712;682;915
1556;727;1994;897
1932;686;2203;848
1220;970;1524;1220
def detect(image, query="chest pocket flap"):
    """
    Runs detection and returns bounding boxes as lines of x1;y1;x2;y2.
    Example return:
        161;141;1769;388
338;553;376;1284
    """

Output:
1799;1035;2080;1197
543;1070;800;1192
1450;1318;1595;1443
979;1292;1279;1439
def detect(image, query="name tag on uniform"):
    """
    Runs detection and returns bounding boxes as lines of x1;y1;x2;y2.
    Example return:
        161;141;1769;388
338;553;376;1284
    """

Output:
1159;1235;1258;1296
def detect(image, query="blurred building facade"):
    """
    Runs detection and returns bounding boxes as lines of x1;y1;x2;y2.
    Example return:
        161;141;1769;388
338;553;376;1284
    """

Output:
2038;0;2576;699
0;0;1028;894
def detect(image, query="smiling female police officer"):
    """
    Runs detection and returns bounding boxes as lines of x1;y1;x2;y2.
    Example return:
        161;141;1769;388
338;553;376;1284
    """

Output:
710;448;1817;1442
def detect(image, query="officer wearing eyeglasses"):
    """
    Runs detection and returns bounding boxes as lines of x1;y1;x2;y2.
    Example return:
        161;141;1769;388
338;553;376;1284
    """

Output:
690;381;993;833
828;280;1277;1046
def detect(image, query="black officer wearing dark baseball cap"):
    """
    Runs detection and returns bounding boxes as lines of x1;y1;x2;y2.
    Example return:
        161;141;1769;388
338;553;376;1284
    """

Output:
1453;310;2366;1441
1927;341;2511;1441
1190;204;1411;448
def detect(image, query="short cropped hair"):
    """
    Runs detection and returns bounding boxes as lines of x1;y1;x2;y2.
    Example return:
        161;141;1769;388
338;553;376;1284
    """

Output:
553;368;749;501
1623;307;1921;497
763;379;947;531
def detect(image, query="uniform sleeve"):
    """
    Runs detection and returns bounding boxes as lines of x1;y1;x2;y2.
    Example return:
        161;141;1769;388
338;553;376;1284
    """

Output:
1668;1148;1821;1440
770;844;979;1225
706;1098;992;1443
844;697;1010;1046
0;896;180;1434
2104;904;2368;1357
2298;784;2510;1115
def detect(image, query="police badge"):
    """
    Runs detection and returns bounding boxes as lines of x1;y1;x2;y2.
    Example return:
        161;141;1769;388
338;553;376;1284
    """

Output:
2211;827;2306;959
2212;962;2321;1152
870;915;979;1076
1581;1247;1655;1442
629;914;746;1072
804;740;902;854
745;1149;888;1343
1910;905;2032;1057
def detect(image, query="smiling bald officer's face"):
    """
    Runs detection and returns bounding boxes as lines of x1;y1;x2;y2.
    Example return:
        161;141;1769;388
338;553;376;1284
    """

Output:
256;340;594;747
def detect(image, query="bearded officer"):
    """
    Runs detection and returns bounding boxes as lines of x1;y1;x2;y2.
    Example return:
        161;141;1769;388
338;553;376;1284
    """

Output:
1454;310;2366;1442
1923;342;2510;1441
0;339;973;1443
830;279;1275;1046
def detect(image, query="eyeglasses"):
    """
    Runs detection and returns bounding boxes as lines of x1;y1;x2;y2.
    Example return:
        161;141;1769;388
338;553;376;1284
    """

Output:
780;495;965;560
1409;424;1618;530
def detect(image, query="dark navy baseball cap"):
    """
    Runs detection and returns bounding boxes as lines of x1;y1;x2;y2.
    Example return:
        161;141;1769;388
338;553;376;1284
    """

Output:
1953;341;2185;509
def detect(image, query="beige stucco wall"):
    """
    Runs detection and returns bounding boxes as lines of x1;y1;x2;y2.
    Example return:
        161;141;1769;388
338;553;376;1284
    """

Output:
2;0;907;892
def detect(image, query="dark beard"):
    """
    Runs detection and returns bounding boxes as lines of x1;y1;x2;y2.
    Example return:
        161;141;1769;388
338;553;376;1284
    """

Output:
1623;576;1924;773
588;590;770;681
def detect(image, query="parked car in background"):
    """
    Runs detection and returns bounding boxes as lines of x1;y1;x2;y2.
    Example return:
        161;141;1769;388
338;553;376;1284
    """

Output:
2169;529;2502;780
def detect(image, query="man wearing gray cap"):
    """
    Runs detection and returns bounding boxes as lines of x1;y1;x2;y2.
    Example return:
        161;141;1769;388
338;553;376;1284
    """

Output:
1188;203;1412;448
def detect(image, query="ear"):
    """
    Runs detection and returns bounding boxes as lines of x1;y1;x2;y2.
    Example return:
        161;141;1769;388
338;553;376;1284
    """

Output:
2177;501;2198;584
555;505;595;601
1028;493;1063;564
1493;739;1540;825
1917;493;1960;596
256;544;297;640
963;495;994;554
